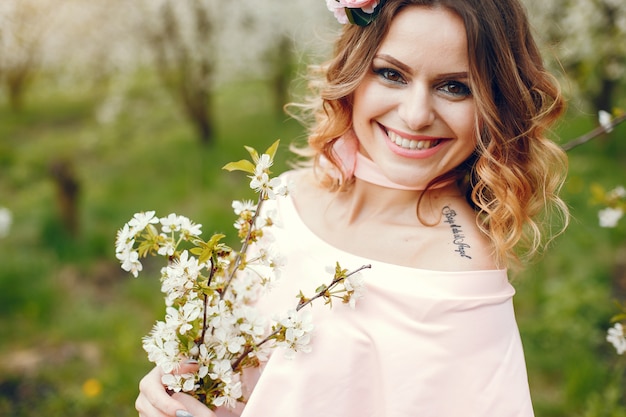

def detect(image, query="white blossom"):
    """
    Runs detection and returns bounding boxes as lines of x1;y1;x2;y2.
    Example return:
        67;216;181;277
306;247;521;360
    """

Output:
598;207;624;228
249;173;286;199
344;271;367;309
208;359;234;383
229;270;262;302
179;216;202;237
157;238;176;256
115;223;135;253
142;321;181;373
275;310;315;359
232;199;256;216
236;305;267;339
161;372;196;393
0;207;11;238
607;323;626;354
168;250;203;280
160;213;183;233
210;327;247;359
165;300;203;335
207;299;237;330
254;154;273;176
128;210;159;231
599;110;613;133
116;248;142;277
160;251;204;304
212;380;242;409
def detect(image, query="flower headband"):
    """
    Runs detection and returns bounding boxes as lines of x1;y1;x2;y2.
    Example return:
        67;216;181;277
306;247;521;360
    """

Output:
326;0;387;26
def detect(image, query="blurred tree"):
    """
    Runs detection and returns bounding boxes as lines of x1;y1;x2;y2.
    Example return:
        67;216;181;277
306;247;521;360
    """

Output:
0;0;53;112
138;0;217;145
49;158;81;237
524;0;626;113
268;35;294;116
134;0;331;145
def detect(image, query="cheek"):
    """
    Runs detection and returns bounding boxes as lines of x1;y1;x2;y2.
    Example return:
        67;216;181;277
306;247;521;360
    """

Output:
352;79;390;121
447;103;476;141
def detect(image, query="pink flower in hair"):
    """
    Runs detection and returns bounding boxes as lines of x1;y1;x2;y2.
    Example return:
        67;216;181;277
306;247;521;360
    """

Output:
326;0;384;26
326;0;349;24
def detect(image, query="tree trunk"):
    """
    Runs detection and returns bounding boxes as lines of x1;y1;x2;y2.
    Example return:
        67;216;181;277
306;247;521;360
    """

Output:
6;68;31;112
593;76;617;114
186;93;214;146
49;159;81;237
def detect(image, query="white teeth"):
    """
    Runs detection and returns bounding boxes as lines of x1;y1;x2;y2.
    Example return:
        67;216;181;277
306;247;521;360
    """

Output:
387;130;439;150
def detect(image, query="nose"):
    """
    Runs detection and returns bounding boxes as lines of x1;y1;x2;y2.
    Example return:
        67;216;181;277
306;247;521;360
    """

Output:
398;84;436;131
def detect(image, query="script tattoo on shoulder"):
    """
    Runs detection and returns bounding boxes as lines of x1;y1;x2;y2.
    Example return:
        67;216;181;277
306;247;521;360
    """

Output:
442;205;472;259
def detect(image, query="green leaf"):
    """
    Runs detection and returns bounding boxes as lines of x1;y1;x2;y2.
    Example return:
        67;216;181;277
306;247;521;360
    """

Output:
315;284;328;293
345;7;378;26
264;139;280;161
189;247;203;256
206;233;226;247
191;234;228;264
244;146;259;163
223;159;256;174
610;314;626;323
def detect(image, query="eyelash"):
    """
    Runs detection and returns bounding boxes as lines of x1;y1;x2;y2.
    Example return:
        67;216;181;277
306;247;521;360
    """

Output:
373;67;472;98
373;67;406;84
438;81;472;98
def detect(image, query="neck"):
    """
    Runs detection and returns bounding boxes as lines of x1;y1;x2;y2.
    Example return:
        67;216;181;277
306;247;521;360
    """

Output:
354;152;452;191
344;171;463;226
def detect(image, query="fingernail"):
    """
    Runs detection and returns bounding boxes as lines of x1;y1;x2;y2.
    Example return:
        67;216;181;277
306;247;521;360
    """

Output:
184;359;199;364
176;410;194;417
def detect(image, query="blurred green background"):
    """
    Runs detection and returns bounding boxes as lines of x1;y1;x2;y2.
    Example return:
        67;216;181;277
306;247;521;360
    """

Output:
1;1;625;416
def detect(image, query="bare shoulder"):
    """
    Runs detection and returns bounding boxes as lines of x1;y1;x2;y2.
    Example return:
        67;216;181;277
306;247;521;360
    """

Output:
287;168;332;206
284;170;498;272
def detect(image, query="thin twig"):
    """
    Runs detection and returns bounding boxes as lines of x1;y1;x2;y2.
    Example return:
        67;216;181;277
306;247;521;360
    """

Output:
561;113;626;152
295;264;372;311
221;194;266;297
229;263;371;372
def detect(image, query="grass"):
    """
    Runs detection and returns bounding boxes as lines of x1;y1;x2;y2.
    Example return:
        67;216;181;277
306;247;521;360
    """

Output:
0;70;625;416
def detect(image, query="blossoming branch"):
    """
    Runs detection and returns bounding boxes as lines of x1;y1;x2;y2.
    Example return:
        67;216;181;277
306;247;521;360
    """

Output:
114;140;369;408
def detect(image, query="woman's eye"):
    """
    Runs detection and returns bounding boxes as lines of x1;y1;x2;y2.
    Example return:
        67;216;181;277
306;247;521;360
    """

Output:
438;81;471;98
374;68;406;84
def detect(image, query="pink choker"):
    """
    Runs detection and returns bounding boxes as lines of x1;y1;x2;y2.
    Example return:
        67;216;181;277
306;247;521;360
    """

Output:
333;132;454;191
354;152;429;191
330;134;453;191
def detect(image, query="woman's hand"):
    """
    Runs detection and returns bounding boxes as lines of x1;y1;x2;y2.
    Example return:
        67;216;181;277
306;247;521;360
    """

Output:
135;362;216;417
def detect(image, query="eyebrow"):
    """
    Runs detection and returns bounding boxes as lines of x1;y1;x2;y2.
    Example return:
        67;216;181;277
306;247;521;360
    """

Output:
374;54;469;79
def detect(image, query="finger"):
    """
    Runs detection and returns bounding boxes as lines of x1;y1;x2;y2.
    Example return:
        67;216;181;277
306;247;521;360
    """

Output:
173;393;217;417
177;359;200;375
136;390;171;417
137;366;188;417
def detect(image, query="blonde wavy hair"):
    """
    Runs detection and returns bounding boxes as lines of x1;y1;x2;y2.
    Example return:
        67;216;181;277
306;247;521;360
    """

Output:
291;0;569;268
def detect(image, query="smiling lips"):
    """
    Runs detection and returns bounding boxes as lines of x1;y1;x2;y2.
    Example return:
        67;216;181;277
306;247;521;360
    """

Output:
387;129;441;150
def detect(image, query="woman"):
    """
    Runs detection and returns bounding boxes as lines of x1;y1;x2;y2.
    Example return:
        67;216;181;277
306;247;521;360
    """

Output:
136;0;568;416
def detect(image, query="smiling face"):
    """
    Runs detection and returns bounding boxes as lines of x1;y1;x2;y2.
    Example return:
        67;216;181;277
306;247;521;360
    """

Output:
351;5;477;189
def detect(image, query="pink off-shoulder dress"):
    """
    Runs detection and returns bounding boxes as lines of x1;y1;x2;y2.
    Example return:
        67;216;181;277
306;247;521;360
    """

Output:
224;184;534;417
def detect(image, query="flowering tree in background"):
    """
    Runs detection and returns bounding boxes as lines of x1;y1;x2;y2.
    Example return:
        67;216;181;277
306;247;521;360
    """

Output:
0;0;623;125
523;0;626;113
0;0;146;111
0;0;55;111
598;185;626;354
134;0;332;144
136;0;218;145
0;0;331;137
